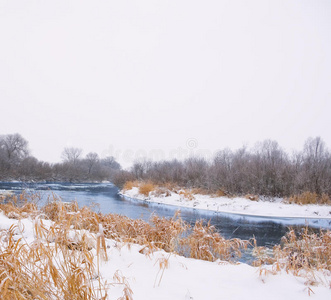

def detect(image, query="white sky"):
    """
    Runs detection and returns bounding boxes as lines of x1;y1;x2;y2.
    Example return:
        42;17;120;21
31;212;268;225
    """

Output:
1;0;331;168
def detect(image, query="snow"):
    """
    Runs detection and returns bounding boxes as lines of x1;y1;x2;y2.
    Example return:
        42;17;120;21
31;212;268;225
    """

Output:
121;188;331;220
1;212;330;299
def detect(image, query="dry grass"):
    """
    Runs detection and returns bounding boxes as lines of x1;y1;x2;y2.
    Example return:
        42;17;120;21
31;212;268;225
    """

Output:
122;181;139;191
0;192;40;219
0;218;108;299
138;182;156;196
122;180;331;206
287;192;331;205
253;228;331;287
191;188;211;195
99;211;188;254
103;211;249;262
122;180;233;200
1;194;250;264
178;190;195;201
214;189;228;197
3;194;249;263
3;192;329;298
151;187;171;197
181;221;250;262
162;182;179;192
245;194;259;201
123;181;171;197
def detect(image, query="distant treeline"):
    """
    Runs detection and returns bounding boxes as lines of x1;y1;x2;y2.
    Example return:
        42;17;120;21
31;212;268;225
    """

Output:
0;133;121;182
2;134;331;198
113;137;331;198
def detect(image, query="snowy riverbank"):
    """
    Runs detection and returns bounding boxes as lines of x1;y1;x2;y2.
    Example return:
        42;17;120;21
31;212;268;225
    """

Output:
121;187;331;219
1;212;330;300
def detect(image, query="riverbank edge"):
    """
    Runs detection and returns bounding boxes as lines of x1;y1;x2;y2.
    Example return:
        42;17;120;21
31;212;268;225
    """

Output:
120;188;331;220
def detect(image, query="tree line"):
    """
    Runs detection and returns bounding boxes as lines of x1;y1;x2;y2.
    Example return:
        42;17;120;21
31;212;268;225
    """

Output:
0;133;121;182
113;137;331;198
1;133;330;198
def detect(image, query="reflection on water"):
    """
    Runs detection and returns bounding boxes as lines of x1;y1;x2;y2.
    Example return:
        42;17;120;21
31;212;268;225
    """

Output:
1;182;330;247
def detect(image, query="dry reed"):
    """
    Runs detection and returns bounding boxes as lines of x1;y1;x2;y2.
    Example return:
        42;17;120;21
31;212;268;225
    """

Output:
286;192;331;205
3;192;329;298
0;220;108;299
122;181;139;191
1;194;251;299
181;220;249;262
253;228;331;287
138;182;155;196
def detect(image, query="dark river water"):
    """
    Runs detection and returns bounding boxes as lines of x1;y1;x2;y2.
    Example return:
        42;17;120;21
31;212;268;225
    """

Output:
1;182;330;248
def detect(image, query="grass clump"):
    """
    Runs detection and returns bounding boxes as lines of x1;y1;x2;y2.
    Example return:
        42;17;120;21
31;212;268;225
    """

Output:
138;182;155;196
123;180;139;191
0;192;39;219
191;188;211;195
214;189;228;197
253;228;331;287
151;187;171;197
0;219;108;300
245;194;259;201
178;190;195;201
182;221;249;262
122;180;157;196
287;192;331;205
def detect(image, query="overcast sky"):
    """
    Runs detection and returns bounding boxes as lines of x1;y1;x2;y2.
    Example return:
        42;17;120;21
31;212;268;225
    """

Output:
1;0;330;168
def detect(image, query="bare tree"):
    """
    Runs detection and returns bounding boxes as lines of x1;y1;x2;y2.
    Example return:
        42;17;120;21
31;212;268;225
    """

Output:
85;152;99;174
212;148;233;191
131;160;146;179
252;140;288;196
0;133;29;163
184;157;209;188
19;156;39;179
101;156;121;170
300;137;330;195
61;147;82;164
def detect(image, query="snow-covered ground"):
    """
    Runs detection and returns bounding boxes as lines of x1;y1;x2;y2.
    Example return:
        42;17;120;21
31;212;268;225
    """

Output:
0;212;330;300
121;187;331;219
